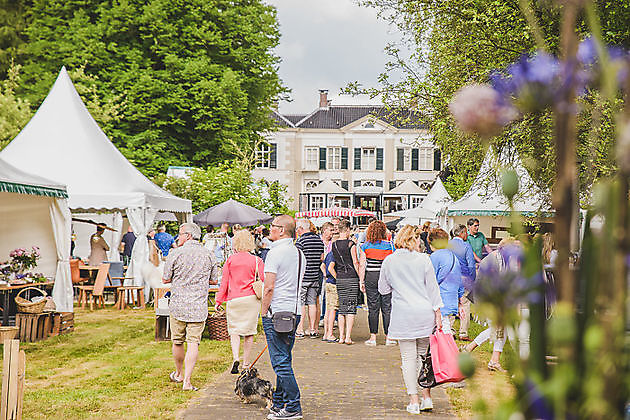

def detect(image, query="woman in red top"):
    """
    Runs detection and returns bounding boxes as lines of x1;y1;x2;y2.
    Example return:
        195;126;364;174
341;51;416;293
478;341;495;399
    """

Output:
215;229;264;374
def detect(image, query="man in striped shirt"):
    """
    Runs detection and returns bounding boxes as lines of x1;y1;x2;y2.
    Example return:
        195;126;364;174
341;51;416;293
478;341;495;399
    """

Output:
295;219;325;338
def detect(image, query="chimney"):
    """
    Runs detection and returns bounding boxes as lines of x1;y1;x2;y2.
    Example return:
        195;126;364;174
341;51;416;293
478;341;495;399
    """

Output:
319;89;329;109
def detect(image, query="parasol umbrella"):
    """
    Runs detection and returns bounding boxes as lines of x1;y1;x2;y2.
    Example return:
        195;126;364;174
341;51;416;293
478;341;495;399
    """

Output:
193;199;273;227
385;217;403;230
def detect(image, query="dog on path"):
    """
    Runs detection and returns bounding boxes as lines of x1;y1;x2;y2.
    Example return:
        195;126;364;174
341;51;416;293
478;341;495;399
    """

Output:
234;367;274;409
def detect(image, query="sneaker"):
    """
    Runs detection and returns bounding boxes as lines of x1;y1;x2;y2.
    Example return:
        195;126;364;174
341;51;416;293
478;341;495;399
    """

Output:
385;338;398;346
364;339;376;346
267;407;282;419
420;398;433;411
318;319;324;327
270;408;303;419
458;334;470;341
230;360;239;374
406;403;420;414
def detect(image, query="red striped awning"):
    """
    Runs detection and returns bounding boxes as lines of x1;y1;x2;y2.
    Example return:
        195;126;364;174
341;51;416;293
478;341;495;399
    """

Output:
295;207;376;218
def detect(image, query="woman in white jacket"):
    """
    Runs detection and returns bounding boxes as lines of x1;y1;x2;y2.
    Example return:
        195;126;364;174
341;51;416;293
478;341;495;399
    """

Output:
379;224;443;414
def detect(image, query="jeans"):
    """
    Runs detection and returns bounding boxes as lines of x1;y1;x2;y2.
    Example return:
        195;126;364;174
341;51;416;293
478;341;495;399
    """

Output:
262;316;302;413
365;271;391;335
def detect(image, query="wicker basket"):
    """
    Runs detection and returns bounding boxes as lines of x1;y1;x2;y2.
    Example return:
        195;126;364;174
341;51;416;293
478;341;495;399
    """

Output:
206;307;229;341
15;287;47;314
0;326;18;342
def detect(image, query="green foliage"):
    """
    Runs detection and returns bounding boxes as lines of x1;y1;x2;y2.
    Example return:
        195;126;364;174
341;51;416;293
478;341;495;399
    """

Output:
1;0;285;177
0;62;31;150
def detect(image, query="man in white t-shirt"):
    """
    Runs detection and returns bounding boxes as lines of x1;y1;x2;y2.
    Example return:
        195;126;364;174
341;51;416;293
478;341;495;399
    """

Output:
261;215;306;420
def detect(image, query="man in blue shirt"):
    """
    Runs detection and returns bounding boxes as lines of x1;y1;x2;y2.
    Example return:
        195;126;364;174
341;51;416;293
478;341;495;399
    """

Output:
449;224;476;341
154;225;175;258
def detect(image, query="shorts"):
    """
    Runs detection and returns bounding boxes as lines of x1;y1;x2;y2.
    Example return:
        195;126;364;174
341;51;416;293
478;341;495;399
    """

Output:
300;282;320;306
170;316;205;345
325;283;339;309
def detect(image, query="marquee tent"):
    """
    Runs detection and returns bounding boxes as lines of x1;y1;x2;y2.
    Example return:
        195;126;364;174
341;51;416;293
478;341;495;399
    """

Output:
421;178;453;213
0;67;192;293
0;158;73;312
383;178;453;226
295;207;376;218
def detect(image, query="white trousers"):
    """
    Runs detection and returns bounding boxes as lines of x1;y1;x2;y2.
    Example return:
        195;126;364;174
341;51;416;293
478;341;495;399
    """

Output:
472;308;530;358
398;337;430;395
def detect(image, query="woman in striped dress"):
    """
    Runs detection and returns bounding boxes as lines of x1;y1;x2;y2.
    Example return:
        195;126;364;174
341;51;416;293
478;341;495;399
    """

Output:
359;220;395;346
329;219;360;344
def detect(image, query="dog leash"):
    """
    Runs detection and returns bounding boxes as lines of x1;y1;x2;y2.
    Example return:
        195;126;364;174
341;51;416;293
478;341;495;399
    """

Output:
249;344;268;369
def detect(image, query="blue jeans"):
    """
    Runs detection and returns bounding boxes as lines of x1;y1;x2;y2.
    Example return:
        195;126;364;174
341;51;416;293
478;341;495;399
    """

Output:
262;316;302;413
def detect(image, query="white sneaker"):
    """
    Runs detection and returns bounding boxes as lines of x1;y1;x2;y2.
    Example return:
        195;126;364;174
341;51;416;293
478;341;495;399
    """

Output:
406;403;420;414
364;339;376;346
385;338;398;346
420;398;433;411
318;319;324;327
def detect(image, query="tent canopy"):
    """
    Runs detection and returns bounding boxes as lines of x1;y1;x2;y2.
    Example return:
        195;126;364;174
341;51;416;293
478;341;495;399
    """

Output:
194;199;273;227
385;179;425;195
0;157;67;199
447;147;552;217
421;178;453;213
307;179;349;194
295;207;376;218
0;67;191;214
384;206;436;220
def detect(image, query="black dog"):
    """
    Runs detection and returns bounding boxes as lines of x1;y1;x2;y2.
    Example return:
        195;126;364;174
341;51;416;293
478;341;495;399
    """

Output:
234;367;274;409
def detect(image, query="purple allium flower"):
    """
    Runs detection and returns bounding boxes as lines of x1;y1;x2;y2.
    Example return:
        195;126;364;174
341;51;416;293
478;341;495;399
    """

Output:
449;84;518;137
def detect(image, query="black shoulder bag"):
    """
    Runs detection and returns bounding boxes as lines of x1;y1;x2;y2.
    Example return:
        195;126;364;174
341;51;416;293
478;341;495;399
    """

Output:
271;248;303;333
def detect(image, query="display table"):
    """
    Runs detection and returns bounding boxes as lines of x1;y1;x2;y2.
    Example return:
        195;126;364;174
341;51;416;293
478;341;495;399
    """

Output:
0;282;54;326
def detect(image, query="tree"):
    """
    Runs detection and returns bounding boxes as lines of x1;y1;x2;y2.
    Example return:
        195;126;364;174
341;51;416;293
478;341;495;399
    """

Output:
0;62;31;150
1;0;285;177
350;0;630;199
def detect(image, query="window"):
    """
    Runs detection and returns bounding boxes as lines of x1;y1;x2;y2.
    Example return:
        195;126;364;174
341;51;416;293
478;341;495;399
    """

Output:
396;148;414;171
362;148;376;171
411;196;423;208
333;197;350;208
305;180;319;191
418;148;433;170
311;195;324;210
255;143;271;169
304;147;318;170
362;180;376;187
327;147;342;170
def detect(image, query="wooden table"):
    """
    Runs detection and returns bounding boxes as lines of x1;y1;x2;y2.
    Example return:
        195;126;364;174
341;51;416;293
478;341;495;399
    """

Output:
79;265;100;282
0;282;54;326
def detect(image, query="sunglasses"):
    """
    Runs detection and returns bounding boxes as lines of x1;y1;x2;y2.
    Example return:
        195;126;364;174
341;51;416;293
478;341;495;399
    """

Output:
271;224;284;229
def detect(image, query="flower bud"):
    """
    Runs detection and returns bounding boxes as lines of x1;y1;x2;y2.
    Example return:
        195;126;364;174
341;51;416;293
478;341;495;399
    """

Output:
501;169;519;200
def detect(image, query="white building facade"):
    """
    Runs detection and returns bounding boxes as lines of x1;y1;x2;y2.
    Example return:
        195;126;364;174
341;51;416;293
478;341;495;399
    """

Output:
252;91;442;217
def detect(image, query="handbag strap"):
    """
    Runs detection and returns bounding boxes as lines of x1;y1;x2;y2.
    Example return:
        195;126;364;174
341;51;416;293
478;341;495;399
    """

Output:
295;248;303;314
254;254;259;282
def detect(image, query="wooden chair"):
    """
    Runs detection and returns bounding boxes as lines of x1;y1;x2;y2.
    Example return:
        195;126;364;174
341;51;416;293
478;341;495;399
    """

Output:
70;259;90;301
76;263;109;310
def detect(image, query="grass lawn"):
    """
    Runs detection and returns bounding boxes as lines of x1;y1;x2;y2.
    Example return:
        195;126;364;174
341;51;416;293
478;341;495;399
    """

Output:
447;319;517;419
13;307;233;420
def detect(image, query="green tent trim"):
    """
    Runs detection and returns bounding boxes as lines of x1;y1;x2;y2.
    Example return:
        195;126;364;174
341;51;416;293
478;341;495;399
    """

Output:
0;181;68;199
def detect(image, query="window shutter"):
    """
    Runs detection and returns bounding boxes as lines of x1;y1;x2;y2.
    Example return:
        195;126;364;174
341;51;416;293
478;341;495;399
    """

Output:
354;180;361;187
376;180;383;187
269;143;277;169
319;147;327;170
411;148;419;171
376;148;384;170
341;180;349;190
433;149;441;171
354;148;361;170
396;148;404;171
389;181;397;191
341;147;348;169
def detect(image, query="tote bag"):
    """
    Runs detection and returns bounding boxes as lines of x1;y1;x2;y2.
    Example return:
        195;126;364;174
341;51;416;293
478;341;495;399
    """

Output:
430;330;466;384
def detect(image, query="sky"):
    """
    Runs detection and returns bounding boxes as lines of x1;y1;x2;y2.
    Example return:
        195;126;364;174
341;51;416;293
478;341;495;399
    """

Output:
266;0;400;115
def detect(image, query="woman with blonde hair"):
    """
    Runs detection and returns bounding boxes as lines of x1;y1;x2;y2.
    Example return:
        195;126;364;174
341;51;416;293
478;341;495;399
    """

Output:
215;229;264;374
379;224;443;414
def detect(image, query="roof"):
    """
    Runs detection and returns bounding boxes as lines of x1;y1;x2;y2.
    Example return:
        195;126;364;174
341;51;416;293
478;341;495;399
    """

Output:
421;178;453;213
0;67;191;213
0;157;68;199
306;179;349;194
272;106;424;130
384;179;425;195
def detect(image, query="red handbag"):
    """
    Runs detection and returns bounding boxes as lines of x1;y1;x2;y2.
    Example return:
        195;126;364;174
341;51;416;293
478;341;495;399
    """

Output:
430;330;466;384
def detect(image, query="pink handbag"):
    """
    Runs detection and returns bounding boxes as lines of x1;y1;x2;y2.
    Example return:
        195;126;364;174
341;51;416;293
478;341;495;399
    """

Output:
430;330;466;384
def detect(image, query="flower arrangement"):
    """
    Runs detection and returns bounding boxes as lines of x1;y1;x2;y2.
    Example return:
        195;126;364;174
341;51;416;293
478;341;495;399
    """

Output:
9;246;40;273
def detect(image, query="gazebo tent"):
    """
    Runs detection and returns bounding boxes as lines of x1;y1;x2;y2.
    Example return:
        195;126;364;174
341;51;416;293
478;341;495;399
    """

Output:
421;178;453;213
0;158;73;312
383;178;453;226
446;147;552;239
0;67;192;292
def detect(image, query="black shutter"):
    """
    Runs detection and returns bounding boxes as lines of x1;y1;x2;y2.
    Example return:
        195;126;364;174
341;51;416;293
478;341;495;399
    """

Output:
411;148;419;171
433;149;441;171
269;143;277;169
376;148;384;170
376;180;383;187
319;147;327;170
396;148;404;171
341;180;348;190
354;180;361;187
354;148;361;170
341;147;348;169
389;181;397;191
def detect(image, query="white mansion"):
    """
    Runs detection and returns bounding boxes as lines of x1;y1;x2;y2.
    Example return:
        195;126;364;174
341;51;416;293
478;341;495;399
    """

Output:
252;90;442;217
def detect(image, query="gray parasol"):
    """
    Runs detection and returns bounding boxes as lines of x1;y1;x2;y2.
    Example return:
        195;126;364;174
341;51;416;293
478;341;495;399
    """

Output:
193;199;273;227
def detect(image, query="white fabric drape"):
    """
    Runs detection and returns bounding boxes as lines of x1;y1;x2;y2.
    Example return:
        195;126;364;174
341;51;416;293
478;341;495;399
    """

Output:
108;212;123;262
49;198;73;312
126;207;158;296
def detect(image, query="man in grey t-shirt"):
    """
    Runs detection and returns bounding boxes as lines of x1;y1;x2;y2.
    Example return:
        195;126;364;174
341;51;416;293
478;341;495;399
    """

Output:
261;215;305;420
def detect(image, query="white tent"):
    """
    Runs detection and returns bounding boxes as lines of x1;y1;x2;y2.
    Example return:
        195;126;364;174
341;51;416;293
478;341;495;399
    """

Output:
445;146;552;238
0;67;192;294
384;178;453;226
421;178;453;213
0;158;73;312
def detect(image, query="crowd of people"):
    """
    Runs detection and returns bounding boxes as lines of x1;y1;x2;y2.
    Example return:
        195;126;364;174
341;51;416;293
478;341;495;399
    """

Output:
157;214;556;420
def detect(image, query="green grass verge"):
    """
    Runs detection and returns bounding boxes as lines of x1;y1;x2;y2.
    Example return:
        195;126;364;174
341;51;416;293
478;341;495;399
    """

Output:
12;307;232;419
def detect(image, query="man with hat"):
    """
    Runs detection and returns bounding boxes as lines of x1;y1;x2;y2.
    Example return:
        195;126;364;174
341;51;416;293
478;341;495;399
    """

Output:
88;224;110;265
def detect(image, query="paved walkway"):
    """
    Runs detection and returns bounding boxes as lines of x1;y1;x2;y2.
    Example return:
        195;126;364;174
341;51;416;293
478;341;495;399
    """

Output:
180;309;455;419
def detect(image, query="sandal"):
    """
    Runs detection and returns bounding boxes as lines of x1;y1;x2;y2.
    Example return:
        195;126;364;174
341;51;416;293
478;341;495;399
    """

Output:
487;361;506;372
325;337;339;343
345;340;354;345
183;385;199;391
295;331;305;339
169;371;183;383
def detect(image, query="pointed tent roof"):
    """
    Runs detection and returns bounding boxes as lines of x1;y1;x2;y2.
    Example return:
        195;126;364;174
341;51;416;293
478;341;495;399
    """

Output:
384;205;436;220
447;146;551;216
0;157;67;198
0;67;191;213
307;179;349;194
421;177;453;213
385;179;425;195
